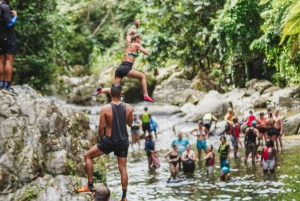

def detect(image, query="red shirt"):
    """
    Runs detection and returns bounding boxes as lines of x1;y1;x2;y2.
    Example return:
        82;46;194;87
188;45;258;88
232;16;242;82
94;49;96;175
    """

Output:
230;123;240;138
247;115;255;127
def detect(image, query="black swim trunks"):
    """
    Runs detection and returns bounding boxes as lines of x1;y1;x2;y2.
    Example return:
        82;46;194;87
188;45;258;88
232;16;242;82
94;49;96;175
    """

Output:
97;136;129;157
0;37;17;55
115;62;133;78
267;128;275;136
258;128;267;133
142;123;150;133
275;128;281;136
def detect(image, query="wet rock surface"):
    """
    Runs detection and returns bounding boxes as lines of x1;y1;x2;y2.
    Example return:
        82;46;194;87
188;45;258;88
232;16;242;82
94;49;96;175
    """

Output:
0;85;96;199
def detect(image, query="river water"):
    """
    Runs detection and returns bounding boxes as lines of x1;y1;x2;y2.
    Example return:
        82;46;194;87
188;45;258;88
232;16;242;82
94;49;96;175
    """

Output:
58;100;300;201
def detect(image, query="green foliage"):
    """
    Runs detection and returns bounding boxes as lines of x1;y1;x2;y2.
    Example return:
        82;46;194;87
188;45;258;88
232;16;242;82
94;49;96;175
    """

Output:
93;157;108;184
251;0;300;86
9;0;300;91
23;188;44;201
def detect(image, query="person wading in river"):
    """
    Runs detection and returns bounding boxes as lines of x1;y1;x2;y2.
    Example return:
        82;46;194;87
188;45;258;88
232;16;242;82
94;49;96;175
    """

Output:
190;120;209;162
274;110;283;151
244;120;259;165
78;84;133;201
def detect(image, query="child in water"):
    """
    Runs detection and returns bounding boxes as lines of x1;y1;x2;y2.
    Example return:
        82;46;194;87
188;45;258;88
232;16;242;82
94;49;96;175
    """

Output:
204;145;215;175
220;167;232;182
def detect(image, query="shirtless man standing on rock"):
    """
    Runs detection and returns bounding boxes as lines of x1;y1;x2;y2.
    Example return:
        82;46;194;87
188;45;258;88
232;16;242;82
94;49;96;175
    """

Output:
78;84;133;201
274;110;283;151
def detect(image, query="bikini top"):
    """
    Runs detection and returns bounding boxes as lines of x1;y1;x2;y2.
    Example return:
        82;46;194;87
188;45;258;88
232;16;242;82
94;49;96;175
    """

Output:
197;129;206;136
170;154;178;159
125;44;139;58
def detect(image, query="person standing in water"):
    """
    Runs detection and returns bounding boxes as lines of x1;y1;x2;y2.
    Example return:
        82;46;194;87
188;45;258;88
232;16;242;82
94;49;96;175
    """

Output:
144;134;156;168
181;144;196;173
190;120;209;161
229;116;240;157
131;112;141;148
257;112;267;144
274;110;283;151
244;121;259;165
165;144;180;180
218;136;230;171
140;107;151;139
204;145;215;175
261;139;277;173
266;113;276;142
93;20;154;103
224;108;234;134
78;84;133;201
171;132;190;169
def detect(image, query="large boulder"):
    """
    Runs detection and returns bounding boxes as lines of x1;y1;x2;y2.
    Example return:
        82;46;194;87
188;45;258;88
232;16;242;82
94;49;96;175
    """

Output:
283;113;300;136
183;90;231;122
153;77;205;105
246;79;274;94
0;85;97;194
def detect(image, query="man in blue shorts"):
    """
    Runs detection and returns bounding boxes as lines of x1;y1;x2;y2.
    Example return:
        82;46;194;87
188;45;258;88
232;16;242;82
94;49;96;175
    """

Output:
78;84;133;201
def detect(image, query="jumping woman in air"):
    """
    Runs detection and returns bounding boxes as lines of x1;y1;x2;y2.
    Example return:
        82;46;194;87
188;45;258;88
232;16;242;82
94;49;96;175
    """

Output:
93;27;154;103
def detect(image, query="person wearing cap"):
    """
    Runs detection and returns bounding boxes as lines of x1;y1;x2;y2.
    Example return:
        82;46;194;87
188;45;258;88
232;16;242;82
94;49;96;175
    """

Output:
244;120;259;165
93;185;110;201
78;84;133;201
220;167;231;182
131;112;141;148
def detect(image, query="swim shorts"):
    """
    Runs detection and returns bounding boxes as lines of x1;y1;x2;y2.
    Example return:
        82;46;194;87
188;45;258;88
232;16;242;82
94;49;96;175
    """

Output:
274;128;281;137
267;128;275;137
245;143;257;156
142;123;150;133
220;159;230;171
115;62;133;78
131;129;140;135
0;37;17;55
197;139;207;150
97;136;129;157
230;135;238;148
263;159;275;170
258;128;267;133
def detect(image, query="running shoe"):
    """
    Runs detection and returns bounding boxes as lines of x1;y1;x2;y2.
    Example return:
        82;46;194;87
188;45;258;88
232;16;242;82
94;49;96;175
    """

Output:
143;95;154;103
92;88;102;96
2;87;18;96
77;185;95;193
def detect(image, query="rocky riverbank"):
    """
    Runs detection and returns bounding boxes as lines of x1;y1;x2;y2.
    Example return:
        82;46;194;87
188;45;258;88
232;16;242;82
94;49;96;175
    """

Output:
55;65;300;135
0;85;101;200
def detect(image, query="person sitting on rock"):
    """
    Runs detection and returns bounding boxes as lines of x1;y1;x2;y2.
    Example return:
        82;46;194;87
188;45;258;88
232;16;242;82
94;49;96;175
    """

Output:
93;185;110;201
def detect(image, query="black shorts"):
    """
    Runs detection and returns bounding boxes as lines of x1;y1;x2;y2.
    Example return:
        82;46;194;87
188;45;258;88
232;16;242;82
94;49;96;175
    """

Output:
275;128;281;137
245;143;257;156
0;37;17;55
267;128;275;136
259;128;267;133
115;62;133;78
203;120;212;131
142;123;150;133
97;136;129;157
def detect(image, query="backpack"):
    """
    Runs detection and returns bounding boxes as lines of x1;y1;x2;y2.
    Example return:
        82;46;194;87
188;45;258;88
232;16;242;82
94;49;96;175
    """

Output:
262;147;269;160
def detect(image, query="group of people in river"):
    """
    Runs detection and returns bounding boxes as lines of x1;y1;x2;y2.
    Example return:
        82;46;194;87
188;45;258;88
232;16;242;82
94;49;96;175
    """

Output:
139;107;284;184
76;19;284;201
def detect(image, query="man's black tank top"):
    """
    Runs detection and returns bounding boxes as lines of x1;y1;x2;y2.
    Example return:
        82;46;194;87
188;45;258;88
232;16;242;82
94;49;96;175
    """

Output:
247;128;256;144
110;102;128;143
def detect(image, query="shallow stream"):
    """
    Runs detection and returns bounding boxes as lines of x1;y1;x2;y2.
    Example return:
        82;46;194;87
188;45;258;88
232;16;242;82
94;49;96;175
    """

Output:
57;100;300;201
